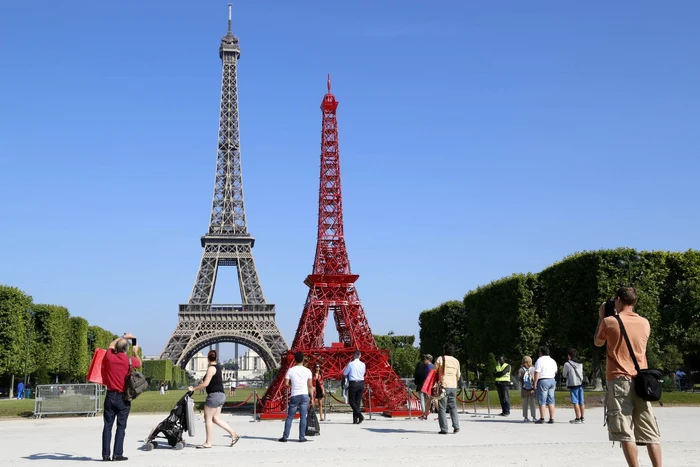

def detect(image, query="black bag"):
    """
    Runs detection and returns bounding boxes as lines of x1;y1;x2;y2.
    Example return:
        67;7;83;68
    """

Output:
123;357;147;402
614;315;663;402
305;405;321;437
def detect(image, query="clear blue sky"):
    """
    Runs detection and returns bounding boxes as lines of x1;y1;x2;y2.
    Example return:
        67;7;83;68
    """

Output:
1;1;698;357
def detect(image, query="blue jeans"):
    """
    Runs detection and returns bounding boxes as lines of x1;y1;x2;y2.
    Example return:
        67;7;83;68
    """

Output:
282;394;310;441
438;388;460;432
537;378;556;406
102;391;131;458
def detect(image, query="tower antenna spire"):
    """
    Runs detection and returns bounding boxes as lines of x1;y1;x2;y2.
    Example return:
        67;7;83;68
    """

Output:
327;74;331;93
228;3;232;33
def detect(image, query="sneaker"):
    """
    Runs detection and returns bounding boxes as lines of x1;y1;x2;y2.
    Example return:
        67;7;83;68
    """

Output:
534;418;545;424
438;430;448;434
580;417;586;423
570;418;581;424
547;419;555;424
453;428;460;433
523;418;530;423
278;437;288;443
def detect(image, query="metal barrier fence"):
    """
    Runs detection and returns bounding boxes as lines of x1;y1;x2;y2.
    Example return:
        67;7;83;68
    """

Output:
34;383;101;419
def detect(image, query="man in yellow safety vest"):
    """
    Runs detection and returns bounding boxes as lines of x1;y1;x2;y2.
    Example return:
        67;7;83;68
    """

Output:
494;355;512;416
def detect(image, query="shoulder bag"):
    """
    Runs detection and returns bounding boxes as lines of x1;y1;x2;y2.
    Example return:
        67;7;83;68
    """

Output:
123;357;147;402
613;315;663;402
431;355;446;400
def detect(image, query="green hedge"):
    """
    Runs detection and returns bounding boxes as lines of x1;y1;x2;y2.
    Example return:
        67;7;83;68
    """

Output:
418;249;700;382
0;284;122;384
418;300;466;364
70;317;90;380
0;286;33;376
143;359;173;382
88;326;118;355
32;304;72;378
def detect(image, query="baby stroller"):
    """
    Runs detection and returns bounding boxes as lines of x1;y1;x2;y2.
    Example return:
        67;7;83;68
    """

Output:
143;391;195;451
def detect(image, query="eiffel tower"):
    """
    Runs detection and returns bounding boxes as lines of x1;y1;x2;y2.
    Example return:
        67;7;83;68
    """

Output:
260;77;407;416
161;5;287;369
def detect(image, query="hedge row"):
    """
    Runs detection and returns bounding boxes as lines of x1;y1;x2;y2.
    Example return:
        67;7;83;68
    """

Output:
0;284;121;384
142;359;187;389
419;249;700;380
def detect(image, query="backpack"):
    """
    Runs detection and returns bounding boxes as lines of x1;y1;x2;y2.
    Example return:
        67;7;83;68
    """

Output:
522;367;533;390
123;357;147;402
305;405;321;436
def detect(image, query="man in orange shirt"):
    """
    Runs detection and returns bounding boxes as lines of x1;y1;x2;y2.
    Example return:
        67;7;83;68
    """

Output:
594;287;662;467
101;333;141;462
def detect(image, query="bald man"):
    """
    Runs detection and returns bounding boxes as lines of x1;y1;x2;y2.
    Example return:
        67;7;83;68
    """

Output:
101;333;141;462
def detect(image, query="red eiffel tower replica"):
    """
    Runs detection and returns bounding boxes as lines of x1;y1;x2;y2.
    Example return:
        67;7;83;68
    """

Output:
259;76;408;418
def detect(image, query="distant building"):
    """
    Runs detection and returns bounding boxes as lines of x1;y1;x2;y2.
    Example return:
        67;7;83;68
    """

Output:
186;348;267;383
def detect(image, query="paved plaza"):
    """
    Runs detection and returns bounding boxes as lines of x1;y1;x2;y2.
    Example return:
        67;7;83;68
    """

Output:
1;407;698;466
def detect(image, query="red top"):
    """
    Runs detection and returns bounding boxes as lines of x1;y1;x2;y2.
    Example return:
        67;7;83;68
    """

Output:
102;349;141;393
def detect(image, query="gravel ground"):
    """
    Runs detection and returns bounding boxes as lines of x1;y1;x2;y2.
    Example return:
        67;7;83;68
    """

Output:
1;406;698;466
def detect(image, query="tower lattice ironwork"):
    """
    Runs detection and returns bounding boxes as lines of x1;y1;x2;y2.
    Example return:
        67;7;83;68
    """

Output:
260;77;407;416
161;5;287;369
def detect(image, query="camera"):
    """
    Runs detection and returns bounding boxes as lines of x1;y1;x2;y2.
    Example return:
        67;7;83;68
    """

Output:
131;338;137;346
604;298;616;317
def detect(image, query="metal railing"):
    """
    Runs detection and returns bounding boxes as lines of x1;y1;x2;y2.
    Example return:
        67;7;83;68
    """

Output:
33;383;101;419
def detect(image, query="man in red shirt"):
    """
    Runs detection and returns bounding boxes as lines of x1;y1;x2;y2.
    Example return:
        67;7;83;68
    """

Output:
101;333;141;462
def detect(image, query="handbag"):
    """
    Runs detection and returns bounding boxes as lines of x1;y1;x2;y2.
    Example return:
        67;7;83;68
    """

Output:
431;355;446;400
305;405;321;437
123;357;148;402
613;315;663;402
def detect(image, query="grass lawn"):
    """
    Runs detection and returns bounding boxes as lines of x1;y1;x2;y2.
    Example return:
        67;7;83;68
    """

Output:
454;389;700;410
1;388;698;418
0;388;261;419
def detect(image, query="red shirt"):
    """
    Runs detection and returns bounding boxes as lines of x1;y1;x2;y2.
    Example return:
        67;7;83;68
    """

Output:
102;349;141;392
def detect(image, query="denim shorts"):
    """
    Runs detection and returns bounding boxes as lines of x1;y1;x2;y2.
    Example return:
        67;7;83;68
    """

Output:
537;378;556;406
569;386;584;405
205;392;226;408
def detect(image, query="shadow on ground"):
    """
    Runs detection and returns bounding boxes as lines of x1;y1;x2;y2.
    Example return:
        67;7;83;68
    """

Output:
22;453;94;461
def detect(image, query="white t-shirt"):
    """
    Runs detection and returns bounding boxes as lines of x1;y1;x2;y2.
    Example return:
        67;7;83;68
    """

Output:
534;355;557;379
285;365;312;397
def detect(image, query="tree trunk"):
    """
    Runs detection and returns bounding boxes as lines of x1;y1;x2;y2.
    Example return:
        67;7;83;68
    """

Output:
591;347;604;392
10;374;14;399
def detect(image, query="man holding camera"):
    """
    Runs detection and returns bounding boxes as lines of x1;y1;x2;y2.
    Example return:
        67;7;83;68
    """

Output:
101;333;141;462
594;287;662;467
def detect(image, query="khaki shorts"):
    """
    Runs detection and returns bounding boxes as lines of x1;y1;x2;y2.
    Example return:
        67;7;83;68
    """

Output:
606;377;661;445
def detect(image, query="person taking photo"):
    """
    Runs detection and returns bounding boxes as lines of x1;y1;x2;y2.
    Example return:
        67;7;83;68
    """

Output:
595;287;662;467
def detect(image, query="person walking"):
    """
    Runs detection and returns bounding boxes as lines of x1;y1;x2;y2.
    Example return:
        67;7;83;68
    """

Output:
344;350;366;424
187;350;240;449
159;382;165;395
312;363;326;421
595;287;662;467
101;333;141;462
279;351;313;442
518;356;536;422
435;343;461;434
413;355;427;420
533;345;557;424
562;348;586;424
424;355;437;417
16;381;24;400
494;355;512;416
